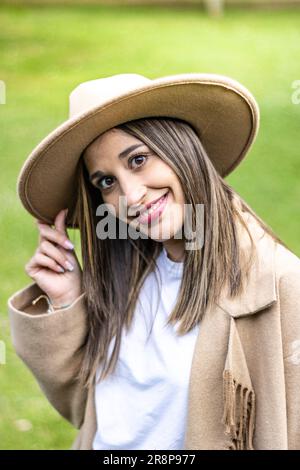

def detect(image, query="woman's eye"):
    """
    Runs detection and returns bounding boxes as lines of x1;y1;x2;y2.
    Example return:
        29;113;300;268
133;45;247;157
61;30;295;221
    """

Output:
97;176;115;190
96;154;148;191
129;154;148;169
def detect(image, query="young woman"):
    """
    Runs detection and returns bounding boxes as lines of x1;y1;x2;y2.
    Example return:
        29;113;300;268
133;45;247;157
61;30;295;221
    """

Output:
8;74;300;450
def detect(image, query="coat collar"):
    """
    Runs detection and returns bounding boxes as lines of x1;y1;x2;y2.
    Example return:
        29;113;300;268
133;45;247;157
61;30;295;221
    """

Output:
184;204;278;450
217;204;277;318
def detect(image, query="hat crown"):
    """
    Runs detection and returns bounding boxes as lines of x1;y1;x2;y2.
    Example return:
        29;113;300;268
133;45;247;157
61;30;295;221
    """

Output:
69;73;151;118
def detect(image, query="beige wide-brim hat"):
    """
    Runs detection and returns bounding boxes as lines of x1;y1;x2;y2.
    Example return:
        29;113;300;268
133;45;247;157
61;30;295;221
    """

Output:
17;73;260;228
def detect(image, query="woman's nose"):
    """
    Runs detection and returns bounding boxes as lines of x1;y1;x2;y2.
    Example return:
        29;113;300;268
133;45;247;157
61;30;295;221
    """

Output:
119;179;147;212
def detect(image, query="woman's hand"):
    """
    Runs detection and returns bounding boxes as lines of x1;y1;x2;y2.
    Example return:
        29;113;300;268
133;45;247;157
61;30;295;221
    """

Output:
25;208;83;307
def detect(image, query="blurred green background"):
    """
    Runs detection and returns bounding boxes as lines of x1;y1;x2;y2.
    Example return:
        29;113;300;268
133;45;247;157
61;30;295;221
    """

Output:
0;3;300;449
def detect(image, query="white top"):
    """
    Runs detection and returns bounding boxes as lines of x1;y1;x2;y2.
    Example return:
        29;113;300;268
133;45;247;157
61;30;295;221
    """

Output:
93;246;200;450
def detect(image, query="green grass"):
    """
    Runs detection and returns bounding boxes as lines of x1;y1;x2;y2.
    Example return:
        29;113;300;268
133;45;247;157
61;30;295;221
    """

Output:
1;4;300;449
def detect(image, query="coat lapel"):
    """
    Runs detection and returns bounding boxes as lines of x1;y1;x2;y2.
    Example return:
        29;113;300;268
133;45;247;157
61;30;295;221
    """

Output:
185;207;278;450
217;208;277;318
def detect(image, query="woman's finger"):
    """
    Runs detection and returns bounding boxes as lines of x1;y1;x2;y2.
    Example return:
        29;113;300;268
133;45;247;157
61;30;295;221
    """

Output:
35;218;49;246
26;252;66;275
36;220;74;250
54;208;68;235
37;240;74;272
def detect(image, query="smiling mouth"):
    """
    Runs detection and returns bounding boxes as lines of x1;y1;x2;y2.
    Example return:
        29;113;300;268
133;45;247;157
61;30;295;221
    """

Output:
135;191;169;225
134;192;168;217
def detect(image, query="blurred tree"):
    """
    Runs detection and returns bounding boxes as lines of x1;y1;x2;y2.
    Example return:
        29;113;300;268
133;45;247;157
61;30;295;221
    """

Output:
204;0;224;16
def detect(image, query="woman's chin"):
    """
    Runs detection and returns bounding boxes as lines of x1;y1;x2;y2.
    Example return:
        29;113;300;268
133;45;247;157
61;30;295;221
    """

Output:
139;221;183;242
125;209;184;242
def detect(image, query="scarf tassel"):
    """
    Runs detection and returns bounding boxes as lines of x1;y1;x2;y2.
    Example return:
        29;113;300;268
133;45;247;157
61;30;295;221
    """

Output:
222;370;256;450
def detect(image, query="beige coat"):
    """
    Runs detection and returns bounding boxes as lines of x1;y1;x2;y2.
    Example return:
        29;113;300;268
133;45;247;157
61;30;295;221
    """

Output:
7;209;300;450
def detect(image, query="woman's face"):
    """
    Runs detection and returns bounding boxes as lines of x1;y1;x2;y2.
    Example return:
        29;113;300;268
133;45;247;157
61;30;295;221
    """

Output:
83;128;186;260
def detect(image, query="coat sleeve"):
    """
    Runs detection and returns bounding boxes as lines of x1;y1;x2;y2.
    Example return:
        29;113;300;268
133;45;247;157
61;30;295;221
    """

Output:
7;282;89;429
277;246;300;449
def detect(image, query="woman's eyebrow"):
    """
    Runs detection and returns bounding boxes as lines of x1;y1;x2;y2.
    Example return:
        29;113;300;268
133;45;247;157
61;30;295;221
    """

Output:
119;143;145;159
90;143;145;182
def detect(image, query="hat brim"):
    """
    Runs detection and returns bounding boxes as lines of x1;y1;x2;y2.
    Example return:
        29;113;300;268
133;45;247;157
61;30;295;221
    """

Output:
17;74;260;228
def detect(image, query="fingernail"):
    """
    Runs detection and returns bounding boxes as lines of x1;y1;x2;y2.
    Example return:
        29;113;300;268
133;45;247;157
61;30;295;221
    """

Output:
65;208;69;217
65;261;74;272
64;240;74;250
58;267;65;273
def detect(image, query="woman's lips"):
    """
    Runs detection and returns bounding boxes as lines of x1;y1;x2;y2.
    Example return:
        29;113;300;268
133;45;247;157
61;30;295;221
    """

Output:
137;192;169;225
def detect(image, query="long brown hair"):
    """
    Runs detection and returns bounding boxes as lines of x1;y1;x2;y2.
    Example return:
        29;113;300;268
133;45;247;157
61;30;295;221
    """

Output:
72;117;288;389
